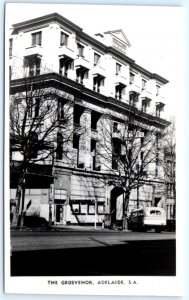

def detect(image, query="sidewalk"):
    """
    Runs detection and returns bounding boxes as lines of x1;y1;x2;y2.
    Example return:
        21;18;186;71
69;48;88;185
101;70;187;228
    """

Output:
10;224;121;232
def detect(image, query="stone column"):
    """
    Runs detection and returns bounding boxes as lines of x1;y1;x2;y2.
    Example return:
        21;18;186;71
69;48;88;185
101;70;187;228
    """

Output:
63;102;74;167
96;114;112;171
79;108;91;169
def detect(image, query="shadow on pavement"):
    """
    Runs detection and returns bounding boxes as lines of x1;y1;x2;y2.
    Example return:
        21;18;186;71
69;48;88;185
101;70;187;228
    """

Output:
11;239;176;276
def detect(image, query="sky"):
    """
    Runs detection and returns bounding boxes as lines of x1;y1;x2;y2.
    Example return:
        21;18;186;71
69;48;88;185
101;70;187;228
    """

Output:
6;3;184;119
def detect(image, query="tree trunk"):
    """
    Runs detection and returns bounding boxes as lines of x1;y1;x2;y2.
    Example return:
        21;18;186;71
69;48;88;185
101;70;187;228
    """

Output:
11;185;22;228
122;190;130;231
11;164;27;228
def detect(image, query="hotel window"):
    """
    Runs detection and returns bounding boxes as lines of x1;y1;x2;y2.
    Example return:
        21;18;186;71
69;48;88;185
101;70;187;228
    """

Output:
130;72;135;84
141;98;151;113
156;85;160;96
76;68;88;84
116;63;122;75
91;111;100;130
9;38;13;57
91;139;97;170
142;79;147;90
94;53;101;66
27;97;40;118
34;98;40;117
93;77;104;93
73;134;80;167
156;106;160;117
113;122;118;133
60;32;69;46
115;85;125;100
77;43;84;57
31;31;42;46
140;151;144;164
24;56;41;77
58;99;64;119
156;102;164;118
112;139;121;170
73;134;80;149
29;132;38;159
56;133;63;160
129;92;139;106
141;100;147;113
59;57;73;77
74;105;83;125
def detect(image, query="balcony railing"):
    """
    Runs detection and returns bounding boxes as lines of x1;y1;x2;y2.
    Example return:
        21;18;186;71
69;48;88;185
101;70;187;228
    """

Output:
93;64;106;78
129;83;141;94
25;45;43;57
115;74;128;86
141;89;152;99
75;56;90;70
59;46;76;60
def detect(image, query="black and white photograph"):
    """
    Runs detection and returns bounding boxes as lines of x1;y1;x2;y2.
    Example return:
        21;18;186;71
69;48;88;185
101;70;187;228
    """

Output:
4;3;183;296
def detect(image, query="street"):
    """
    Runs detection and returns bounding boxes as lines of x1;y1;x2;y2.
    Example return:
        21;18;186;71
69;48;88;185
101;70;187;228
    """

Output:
10;230;176;276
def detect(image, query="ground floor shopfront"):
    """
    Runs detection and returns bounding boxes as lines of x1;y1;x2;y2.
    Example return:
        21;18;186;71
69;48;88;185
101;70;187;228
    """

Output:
10;166;170;227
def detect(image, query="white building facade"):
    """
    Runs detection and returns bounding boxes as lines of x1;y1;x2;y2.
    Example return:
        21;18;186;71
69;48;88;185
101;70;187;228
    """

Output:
9;13;170;226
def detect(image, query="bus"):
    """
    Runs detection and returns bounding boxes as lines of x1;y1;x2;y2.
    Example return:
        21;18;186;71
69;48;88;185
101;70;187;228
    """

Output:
129;207;166;233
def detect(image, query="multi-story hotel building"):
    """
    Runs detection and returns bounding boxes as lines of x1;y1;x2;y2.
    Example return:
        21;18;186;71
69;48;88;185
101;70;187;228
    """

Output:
9;13;170;226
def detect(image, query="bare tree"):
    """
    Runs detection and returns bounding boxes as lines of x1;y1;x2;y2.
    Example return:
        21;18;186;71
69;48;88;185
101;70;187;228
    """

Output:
160;118;176;218
10;73;80;228
96;109;167;230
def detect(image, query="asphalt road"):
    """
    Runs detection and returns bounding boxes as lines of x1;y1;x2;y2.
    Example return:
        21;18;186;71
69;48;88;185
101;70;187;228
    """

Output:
10;230;176;276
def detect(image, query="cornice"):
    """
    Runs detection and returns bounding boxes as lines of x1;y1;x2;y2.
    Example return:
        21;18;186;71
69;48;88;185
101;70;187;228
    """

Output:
106;46;135;65
12;13;83;34
107;97;170;128
77;31;107;53
10;73;170;129
11;13;169;85
133;63;169;84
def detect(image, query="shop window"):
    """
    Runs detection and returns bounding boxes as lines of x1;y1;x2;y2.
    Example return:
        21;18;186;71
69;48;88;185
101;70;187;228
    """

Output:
72;203;80;214
80;204;87;214
88;204;95;215
97;204;104;214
